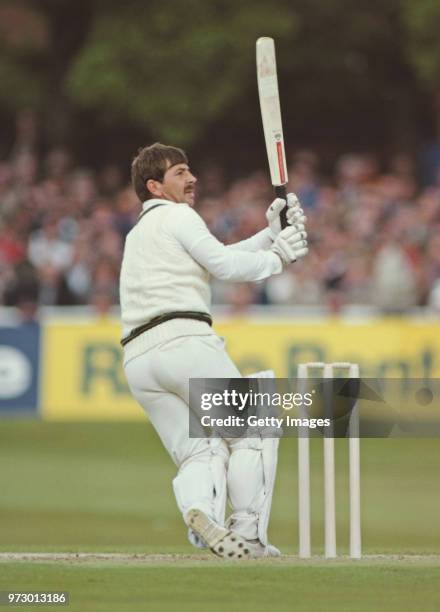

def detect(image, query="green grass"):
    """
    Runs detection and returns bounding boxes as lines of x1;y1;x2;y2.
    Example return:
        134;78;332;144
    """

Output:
1;560;440;612
0;422;439;610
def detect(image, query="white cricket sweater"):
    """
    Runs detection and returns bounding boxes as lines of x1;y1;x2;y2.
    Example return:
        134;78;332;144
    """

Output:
119;199;281;362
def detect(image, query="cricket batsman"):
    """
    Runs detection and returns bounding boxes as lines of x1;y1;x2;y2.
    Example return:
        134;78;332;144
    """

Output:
119;143;308;559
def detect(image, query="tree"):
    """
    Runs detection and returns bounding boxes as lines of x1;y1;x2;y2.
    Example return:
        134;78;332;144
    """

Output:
404;0;440;86
0;0;434;164
0;0;93;145
67;0;296;145
0;3;48;109
403;0;440;136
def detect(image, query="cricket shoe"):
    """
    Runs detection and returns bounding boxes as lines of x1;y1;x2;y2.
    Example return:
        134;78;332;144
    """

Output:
186;509;251;560
242;540;282;558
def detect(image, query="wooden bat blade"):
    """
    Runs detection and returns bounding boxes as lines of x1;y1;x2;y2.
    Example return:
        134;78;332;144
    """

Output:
256;37;288;227
256;37;288;188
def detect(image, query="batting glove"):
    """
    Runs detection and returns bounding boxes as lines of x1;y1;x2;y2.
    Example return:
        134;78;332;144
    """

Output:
266;192;307;240
271;225;308;265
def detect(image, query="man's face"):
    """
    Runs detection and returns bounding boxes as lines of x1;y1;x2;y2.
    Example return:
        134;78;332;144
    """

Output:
148;161;197;206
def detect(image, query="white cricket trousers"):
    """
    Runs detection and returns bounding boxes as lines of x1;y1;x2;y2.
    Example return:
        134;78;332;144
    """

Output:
124;333;265;541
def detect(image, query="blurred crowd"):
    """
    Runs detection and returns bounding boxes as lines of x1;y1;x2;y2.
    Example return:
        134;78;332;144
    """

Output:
202;151;440;315
1;114;440;320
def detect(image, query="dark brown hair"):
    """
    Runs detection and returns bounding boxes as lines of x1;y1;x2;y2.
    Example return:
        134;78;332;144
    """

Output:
131;142;188;201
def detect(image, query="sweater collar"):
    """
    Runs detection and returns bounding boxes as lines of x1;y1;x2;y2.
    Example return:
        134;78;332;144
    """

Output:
141;198;171;212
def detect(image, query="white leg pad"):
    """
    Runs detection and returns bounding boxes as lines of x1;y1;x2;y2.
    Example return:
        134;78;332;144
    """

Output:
258;437;279;545
227;439;264;540
227;370;279;546
173;438;229;534
227;436;279;545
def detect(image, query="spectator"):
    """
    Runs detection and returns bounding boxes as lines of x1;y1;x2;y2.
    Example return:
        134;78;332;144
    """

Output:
28;217;73;272
1;112;440;314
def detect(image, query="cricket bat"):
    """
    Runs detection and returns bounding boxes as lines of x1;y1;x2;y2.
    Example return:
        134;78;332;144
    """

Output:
256;37;289;228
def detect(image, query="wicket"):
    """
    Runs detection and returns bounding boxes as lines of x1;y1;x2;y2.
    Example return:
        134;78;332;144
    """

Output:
297;362;361;559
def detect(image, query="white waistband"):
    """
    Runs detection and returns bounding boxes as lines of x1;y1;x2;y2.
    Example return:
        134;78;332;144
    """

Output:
122;318;215;365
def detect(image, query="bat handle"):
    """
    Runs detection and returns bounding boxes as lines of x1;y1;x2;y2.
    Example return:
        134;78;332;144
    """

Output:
275;184;288;229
